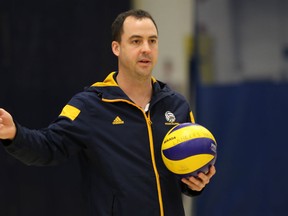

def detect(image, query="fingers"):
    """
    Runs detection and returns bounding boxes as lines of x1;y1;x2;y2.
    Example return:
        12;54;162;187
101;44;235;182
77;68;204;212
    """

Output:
208;165;216;177
0;109;5;126
0;108;16;140
0;109;8;124
182;176;205;191
181;166;216;191
0;108;7;118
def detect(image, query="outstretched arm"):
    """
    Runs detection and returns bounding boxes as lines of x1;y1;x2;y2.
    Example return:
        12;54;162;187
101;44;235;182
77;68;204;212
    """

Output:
0;108;16;140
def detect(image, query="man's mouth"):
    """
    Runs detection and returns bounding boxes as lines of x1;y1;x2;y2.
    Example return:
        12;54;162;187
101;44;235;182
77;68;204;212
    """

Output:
139;58;151;64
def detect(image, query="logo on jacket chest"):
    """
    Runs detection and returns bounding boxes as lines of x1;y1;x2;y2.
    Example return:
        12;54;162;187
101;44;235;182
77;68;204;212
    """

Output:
112;116;124;125
165;111;178;125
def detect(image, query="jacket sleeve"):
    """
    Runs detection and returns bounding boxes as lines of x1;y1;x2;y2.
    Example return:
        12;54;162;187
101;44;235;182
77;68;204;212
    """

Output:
0;93;89;166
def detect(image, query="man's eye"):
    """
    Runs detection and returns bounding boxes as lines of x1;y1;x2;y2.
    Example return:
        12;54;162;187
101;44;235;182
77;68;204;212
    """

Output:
132;40;139;44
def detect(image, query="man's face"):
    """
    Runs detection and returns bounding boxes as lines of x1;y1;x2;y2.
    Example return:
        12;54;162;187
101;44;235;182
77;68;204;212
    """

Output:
113;16;159;79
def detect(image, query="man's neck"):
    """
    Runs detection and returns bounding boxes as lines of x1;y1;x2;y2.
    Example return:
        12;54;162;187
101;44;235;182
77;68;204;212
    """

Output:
116;73;153;109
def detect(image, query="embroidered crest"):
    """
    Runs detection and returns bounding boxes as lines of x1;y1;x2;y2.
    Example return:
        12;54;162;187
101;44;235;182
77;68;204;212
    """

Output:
165;111;176;123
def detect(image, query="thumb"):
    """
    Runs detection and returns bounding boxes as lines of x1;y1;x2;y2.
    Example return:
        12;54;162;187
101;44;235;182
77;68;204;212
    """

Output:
0;108;16;140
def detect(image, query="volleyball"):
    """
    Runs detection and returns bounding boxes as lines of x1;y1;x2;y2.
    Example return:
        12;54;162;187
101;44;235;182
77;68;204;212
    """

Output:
161;122;217;178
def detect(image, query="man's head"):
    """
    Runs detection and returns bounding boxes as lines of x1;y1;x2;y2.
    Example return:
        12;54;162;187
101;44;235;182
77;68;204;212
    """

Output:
111;9;159;79
112;9;158;43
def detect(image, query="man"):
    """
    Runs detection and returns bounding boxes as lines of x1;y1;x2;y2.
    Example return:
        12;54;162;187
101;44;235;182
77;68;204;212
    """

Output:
0;9;215;216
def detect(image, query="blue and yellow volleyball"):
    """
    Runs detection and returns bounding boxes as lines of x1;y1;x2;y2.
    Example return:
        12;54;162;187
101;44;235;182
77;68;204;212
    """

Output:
161;122;217;178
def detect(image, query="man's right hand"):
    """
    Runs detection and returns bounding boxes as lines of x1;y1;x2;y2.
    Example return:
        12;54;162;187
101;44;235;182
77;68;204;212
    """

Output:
0;108;16;140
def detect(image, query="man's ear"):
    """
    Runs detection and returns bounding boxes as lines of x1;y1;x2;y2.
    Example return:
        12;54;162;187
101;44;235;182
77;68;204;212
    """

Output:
111;41;120;56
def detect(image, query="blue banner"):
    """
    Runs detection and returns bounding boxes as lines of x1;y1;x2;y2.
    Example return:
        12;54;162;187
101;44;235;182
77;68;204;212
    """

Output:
194;82;288;216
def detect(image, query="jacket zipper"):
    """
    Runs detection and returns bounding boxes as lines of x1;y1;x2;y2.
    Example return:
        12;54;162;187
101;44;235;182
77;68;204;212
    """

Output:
102;98;165;216
144;110;164;216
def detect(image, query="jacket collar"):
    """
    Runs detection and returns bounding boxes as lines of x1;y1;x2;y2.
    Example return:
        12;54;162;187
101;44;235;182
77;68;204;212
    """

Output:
91;71;158;87
87;71;174;102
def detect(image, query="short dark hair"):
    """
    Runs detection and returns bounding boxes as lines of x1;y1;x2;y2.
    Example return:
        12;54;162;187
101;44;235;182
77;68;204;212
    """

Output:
111;9;158;42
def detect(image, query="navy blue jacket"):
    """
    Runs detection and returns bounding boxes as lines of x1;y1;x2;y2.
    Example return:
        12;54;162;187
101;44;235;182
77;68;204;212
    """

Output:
3;72;200;216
